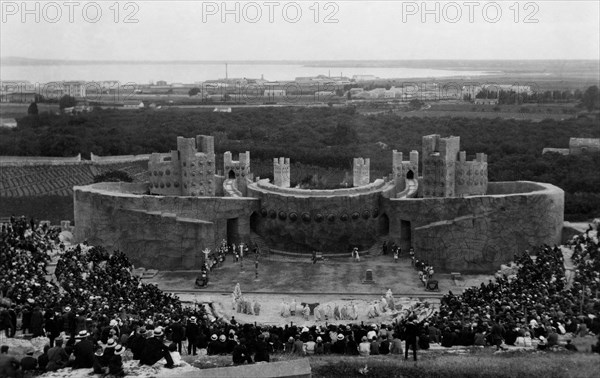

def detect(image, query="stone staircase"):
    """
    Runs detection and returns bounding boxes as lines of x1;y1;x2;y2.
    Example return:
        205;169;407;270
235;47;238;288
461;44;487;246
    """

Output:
367;238;387;257
250;232;270;255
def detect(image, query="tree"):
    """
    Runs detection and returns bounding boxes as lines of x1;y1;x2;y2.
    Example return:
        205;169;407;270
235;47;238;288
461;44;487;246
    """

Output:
581;85;600;112
59;95;76;110
188;87;201;97
27;102;38;115
408;99;425;110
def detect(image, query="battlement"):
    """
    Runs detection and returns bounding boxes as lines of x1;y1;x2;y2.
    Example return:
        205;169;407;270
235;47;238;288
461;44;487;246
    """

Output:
149;135;216;197
273;157;291;188
196;135;215;155
353;157;370;187
421;135;487;198
392;149;419;193
422;134;460;161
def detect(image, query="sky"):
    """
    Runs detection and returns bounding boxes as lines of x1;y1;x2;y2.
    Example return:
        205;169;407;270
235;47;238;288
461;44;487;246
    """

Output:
1;0;599;61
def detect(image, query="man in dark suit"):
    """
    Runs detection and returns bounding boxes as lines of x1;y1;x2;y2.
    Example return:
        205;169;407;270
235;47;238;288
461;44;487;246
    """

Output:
404;316;419;361
72;331;95;369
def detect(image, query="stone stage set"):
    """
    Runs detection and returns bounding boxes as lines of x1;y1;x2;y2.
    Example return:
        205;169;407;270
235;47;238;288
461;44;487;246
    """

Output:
74;134;564;274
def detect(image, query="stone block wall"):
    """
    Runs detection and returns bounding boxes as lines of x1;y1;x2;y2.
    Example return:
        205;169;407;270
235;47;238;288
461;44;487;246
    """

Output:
74;183;259;269
383;181;564;273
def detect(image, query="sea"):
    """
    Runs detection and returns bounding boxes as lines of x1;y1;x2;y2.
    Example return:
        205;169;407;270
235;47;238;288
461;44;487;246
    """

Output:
1;63;494;84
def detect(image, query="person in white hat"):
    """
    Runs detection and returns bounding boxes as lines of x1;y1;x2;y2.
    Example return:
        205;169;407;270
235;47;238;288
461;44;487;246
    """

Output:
72;330;94;369
108;345;125;377
140;327;174;368
207;334;219;355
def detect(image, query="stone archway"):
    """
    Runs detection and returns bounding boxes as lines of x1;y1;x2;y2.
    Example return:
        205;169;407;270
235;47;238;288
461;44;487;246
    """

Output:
406;170;414;179
250;211;260;234
228;170;236;179
378;213;390;236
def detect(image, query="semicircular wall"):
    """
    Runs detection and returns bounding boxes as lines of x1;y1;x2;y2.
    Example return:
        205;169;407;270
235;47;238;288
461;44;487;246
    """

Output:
247;180;392;253
383;181;564;273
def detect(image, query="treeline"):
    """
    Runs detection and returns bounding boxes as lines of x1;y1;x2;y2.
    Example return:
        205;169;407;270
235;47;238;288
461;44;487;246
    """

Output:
474;85;600;109
1;107;599;220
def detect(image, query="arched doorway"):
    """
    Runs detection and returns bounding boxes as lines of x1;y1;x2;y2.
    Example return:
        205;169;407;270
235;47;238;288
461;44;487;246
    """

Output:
250;211;260;234
378;213;390;235
400;219;412;250
228;170;236;179
406;170;414;179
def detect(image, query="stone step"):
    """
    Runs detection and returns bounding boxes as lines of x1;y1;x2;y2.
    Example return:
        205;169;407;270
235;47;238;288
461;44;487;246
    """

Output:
141;269;158;279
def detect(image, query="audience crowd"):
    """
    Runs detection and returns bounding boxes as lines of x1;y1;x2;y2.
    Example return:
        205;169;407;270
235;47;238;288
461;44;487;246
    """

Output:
1;217;599;377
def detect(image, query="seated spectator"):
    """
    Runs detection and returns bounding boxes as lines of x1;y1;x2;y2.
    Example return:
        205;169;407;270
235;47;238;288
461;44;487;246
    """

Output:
332;334;345;355
37;345;50;373
304;335;316;355
346;335;359;356
358;336;370;356
20;349;37;372
314;337;325;355
0;345;21;378
390;334;403;355
370;337;380;355
140;327;174;368
108;345;125;377
46;338;68;371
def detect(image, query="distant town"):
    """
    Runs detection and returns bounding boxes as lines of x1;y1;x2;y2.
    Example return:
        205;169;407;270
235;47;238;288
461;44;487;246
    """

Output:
1;69;540;112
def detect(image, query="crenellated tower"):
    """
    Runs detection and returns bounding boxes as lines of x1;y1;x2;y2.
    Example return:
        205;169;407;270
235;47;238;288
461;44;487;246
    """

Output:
421;134;487;198
273;157;290;188
353;157;370;187
148;135;215;197
224;150;251;195
392;149;419;193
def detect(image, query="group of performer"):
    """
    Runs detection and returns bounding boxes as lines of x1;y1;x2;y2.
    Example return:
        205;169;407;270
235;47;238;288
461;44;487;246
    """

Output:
195;240;260;288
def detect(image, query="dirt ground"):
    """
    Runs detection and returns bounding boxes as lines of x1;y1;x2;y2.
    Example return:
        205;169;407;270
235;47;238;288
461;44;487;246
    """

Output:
146;255;493;327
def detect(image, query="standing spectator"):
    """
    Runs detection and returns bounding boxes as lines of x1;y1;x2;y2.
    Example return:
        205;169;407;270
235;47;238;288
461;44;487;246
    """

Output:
29;306;44;338
186;317;199;356
404;316;419;361
168;317;185;354
491;318;507;351
232;338;253;365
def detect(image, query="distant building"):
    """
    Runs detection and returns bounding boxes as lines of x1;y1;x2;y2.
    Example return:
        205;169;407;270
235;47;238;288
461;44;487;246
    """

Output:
473;98;499;105
123;100;144;109
156;80;168;86
542;138;600;155
569;138;600;155
0;92;37;103
63;81;87;98
353;75;378;82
